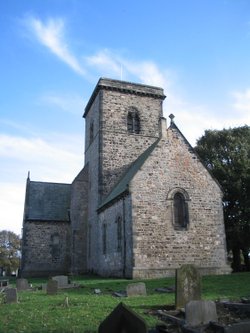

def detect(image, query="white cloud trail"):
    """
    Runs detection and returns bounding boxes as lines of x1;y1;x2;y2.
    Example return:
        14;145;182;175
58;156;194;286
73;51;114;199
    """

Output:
25;16;85;75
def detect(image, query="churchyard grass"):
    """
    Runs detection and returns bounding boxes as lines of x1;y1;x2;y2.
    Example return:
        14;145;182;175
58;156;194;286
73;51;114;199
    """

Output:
0;272;250;333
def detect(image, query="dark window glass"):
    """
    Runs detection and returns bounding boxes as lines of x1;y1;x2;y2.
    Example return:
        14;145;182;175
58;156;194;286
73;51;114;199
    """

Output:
127;110;140;134
103;224;107;255
117;216;122;252
90;122;94;143
174;193;188;229
51;234;60;262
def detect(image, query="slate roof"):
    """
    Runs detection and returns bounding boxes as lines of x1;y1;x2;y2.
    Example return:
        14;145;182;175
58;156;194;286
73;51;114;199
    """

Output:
99;138;160;210
25;181;71;221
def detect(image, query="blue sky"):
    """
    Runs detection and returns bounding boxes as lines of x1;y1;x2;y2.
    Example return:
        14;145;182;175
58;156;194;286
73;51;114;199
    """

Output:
1;0;250;235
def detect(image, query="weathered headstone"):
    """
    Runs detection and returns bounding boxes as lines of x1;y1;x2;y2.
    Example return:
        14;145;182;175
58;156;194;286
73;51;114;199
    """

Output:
5;288;18;303
42;283;47;291
52;275;68;288
185;300;218;326
126;282;147;297
175;264;201;308
98;302;147;333
47;279;58;295
16;278;30;291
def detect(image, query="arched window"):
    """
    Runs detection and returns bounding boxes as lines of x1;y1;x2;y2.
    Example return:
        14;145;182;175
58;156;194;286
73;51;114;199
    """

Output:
117;216;122;252
167;188;190;230
51;233;60;262
174;193;187;229
127;108;140;134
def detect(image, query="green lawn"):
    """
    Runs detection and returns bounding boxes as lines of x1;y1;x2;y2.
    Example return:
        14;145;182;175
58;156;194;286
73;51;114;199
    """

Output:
0;272;250;333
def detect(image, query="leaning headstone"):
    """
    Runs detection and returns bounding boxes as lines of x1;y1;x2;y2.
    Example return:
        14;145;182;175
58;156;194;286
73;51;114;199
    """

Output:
5;288;18;304
16;278;30;291
126;282;147;297
185;300;218;326
52;275;68;288
175;264;201;308
47;279;58;295
98;302;147;333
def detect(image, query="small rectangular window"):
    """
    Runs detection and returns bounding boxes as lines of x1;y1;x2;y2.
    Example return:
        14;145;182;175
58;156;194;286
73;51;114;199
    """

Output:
103;224;107;255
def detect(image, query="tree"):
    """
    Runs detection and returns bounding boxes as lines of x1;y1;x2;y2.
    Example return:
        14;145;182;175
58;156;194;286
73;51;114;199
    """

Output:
195;126;250;272
0;230;21;275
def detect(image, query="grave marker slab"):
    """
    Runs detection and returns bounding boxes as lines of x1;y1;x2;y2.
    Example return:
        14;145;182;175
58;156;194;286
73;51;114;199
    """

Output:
175;264;201;308
98;302;147;333
52;275;68;288
5;288;18;303
126;282;147;297
16;278;30;291
185;300;218;326
47;280;58;295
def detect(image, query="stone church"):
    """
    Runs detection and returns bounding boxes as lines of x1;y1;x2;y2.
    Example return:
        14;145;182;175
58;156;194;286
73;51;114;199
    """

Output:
21;78;230;278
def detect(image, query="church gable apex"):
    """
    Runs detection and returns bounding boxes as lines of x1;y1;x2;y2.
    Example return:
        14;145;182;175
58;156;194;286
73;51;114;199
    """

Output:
167;117;223;192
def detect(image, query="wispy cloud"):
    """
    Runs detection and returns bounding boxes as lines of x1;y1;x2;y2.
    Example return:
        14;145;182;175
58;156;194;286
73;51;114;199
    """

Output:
86;50;122;78
232;89;250;113
40;92;85;115
0;134;83;179
86;49;170;89
0;132;84;234
24;16;85;75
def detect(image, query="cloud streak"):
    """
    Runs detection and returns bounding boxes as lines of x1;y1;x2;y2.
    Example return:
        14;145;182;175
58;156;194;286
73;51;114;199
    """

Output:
40;92;85;115
24;16;85;75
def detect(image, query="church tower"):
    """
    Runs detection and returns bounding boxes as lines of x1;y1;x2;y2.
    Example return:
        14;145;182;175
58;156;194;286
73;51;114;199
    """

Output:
83;78;166;270
84;78;166;198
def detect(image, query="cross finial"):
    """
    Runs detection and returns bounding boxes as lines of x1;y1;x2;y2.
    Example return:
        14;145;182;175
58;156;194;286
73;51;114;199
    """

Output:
169;113;175;124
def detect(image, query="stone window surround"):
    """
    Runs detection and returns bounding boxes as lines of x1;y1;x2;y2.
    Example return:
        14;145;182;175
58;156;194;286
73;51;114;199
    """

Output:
50;233;60;262
166;187;190;230
127;107;140;134
102;223;107;255
89;121;94;144
116;215;122;252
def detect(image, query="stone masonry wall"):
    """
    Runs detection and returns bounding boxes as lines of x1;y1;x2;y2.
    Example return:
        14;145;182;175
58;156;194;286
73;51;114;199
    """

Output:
70;166;89;274
130;123;230;278
22;221;70;277
97;196;133;278
100;89;164;196
84;92;101;271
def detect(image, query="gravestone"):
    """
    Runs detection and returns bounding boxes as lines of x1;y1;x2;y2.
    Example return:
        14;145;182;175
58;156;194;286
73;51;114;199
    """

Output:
5;288;18;303
47;279;58;295
16;278;30;291
126;282;147;297
98;302;147;333
185;300;218;326
42;283;47;291
175;264;201;308
52;275;68;288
